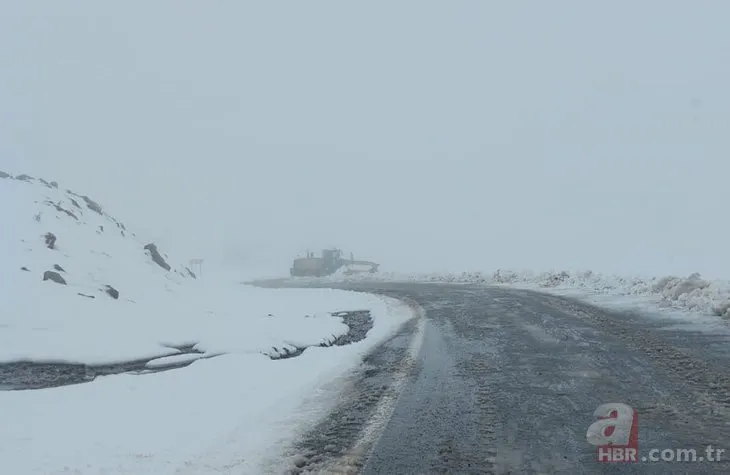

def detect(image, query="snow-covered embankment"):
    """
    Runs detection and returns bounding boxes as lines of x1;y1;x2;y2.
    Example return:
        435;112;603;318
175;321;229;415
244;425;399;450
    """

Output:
0;171;416;474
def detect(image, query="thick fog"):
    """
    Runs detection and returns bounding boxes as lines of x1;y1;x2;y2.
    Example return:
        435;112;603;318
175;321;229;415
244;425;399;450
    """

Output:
2;1;728;278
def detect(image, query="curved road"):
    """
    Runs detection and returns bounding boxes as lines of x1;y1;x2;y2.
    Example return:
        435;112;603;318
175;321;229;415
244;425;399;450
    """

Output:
257;281;730;474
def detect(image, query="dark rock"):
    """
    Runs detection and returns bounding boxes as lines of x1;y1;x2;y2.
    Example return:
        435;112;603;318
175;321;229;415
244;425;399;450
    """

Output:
97;225;104;233
21;267;30;272
43;270;67;285
39;178;52;188
185;266;197;279
78;293;95;299
0;170;10;179
15;174;33;181
45;201;78;220
69;198;81;209
53;264;65;272
60;207;78;220
44;232;57;249
110;218;126;231
104;285;119;299
144;243;171;271
81;195;103;214
50;181;58;188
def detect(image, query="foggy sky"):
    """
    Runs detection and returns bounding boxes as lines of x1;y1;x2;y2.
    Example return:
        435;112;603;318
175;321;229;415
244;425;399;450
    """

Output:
2;1;729;278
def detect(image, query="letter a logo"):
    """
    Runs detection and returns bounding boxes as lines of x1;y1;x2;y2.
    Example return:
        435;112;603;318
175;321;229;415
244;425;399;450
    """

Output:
586;403;638;463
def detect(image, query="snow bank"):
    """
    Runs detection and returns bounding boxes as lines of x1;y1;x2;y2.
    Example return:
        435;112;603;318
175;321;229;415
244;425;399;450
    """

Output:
0;297;415;475
0;171;419;474
0;278;383;363
329;269;730;318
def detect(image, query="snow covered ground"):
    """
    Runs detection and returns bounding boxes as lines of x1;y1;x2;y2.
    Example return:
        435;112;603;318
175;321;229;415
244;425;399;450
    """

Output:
326;268;730;321
0;172;416;474
4;169;728;474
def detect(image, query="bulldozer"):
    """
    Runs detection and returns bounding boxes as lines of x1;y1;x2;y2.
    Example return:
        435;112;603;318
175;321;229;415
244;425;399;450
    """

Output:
290;248;379;277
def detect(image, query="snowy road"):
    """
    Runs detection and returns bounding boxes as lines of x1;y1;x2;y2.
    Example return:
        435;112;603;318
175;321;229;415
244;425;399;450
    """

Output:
271;281;730;474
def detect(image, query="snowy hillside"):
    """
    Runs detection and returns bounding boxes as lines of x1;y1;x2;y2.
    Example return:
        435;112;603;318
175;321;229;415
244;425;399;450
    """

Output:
0;171;417;474
328;269;730;319
1;170;195;303
0;171;401;362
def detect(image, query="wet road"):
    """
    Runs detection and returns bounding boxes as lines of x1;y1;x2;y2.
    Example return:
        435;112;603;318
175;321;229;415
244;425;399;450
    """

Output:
268;281;730;474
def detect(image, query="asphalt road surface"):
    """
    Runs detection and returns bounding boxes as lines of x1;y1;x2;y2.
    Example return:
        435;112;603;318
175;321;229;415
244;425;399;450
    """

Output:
260;281;730;474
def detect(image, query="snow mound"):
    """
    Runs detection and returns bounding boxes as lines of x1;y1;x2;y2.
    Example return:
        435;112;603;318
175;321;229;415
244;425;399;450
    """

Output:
328;269;730;318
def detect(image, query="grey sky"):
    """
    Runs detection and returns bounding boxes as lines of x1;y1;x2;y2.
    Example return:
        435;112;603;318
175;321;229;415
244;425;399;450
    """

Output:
2;1;728;277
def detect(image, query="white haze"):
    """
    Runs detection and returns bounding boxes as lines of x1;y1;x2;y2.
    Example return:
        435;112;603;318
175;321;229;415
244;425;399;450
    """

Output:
1;1;728;278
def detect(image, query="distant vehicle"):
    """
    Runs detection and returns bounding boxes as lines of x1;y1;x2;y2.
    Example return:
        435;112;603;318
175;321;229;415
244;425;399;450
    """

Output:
290;248;379;277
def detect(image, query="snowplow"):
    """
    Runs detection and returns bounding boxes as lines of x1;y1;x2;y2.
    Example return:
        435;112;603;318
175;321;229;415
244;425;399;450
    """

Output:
290;249;379;277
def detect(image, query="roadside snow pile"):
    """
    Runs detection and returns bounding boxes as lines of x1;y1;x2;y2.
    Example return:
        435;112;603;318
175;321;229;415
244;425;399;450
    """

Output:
332;269;730;318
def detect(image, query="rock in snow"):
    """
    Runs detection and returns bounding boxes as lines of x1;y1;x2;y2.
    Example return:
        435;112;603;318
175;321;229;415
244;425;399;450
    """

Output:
43;270;67;285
